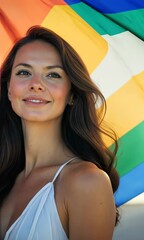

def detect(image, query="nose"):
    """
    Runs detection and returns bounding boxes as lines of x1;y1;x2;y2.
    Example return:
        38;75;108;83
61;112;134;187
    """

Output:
29;76;45;92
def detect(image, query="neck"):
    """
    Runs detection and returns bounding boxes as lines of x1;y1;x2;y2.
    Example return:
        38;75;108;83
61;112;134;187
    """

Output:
22;120;73;176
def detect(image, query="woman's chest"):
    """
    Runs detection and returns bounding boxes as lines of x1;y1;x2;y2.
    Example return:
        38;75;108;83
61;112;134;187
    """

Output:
0;172;68;239
0;174;52;238
0;183;39;238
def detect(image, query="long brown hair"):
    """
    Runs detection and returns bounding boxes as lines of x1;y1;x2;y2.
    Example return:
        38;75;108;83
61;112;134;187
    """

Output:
0;26;119;223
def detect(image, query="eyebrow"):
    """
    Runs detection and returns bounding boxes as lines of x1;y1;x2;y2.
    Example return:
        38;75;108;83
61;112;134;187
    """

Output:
14;63;64;70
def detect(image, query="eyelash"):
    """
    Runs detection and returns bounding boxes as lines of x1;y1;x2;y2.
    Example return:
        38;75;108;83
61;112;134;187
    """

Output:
15;70;61;79
47;72;61;79
16;70;31;76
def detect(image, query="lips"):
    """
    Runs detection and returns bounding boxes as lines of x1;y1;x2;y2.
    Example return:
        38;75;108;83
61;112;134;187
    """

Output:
23;97;51;104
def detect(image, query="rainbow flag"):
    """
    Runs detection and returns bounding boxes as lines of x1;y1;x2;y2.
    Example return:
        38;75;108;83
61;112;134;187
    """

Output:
0;0;144;206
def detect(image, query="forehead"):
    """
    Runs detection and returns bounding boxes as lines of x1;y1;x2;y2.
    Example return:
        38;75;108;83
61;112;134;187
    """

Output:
13;40;62;66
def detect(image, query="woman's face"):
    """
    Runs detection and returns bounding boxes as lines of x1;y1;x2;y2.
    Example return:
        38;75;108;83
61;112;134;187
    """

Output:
8;40;71;123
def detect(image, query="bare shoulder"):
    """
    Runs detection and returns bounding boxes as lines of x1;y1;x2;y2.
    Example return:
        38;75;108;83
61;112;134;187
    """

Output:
65;160;112;194
63;160;116;240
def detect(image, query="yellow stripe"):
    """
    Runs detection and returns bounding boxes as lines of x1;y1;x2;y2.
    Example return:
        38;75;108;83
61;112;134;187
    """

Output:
41;5;107;73
104;71;144;144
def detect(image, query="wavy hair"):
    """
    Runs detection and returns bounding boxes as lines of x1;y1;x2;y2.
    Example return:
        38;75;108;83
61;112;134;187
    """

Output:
0;26;119;223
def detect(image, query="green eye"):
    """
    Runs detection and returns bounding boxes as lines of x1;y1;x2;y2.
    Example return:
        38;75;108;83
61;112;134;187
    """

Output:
16;70;31;76
48;72;61;78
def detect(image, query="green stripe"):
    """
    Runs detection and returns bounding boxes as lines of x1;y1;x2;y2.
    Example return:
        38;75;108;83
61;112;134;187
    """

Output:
71;2;125;35
111;121;144;177
106;8;144;40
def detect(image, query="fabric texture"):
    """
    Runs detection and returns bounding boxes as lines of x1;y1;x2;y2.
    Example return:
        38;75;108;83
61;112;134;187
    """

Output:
4;158;77;240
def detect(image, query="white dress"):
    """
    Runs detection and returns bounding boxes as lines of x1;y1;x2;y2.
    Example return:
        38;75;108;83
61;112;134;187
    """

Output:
4;158;77;240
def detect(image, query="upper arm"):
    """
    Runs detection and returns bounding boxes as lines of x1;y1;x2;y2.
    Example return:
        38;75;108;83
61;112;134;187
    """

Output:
67;166;116;240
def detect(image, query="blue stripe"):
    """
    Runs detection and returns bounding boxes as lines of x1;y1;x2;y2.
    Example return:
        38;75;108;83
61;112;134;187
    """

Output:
83;0;144;13
65;0;80;4
114;163;144;206
65;0;144;13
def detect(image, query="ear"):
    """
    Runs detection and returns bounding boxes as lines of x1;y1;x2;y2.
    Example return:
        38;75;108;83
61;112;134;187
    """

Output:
7;83;11;101
68;94;74;106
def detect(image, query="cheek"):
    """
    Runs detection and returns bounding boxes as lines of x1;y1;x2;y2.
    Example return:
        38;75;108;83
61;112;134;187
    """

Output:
9;80;22;99
54;84;70;102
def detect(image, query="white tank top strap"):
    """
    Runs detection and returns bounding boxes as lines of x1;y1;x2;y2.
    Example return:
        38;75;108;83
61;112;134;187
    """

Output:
52;157;78;183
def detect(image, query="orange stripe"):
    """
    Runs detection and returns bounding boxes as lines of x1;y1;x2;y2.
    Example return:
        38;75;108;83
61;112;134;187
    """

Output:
0;0;66;65
0;8;21;41
0;21;13;64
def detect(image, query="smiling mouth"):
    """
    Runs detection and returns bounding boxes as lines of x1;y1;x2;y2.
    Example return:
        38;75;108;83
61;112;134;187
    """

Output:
24;99;47;103
23;98;52;104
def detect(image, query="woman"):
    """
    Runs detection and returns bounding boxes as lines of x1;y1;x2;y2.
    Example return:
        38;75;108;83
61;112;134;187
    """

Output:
0;26;119;240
